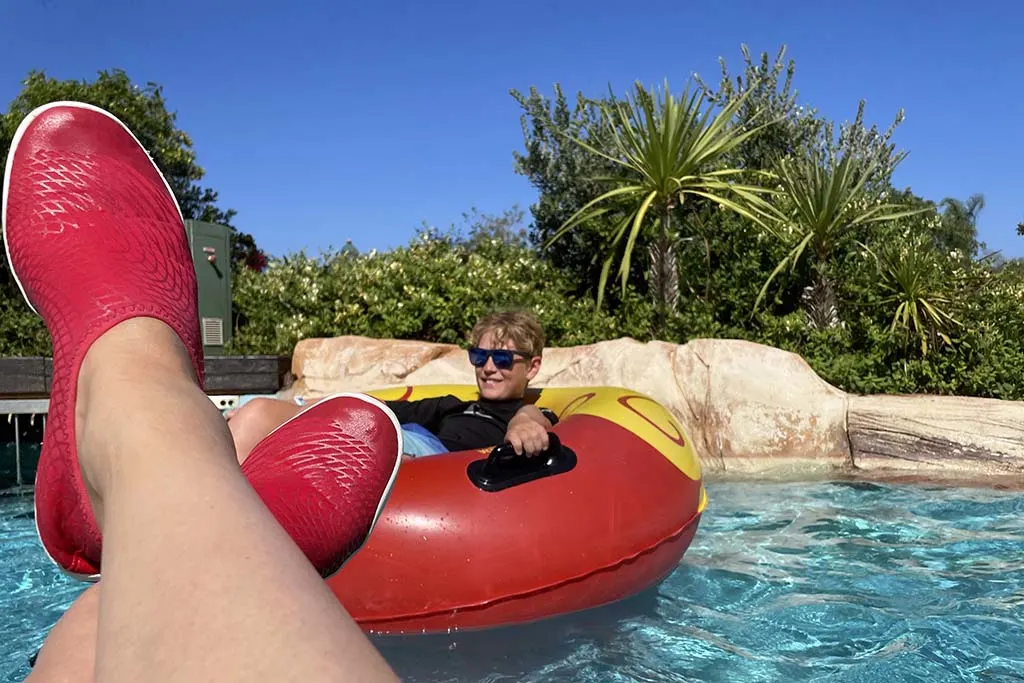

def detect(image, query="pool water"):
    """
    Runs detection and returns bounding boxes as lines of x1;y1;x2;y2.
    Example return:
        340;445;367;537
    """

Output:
2;479;1022;682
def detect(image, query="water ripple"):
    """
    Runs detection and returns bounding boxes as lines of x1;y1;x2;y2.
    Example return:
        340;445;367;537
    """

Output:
3;480;1024;682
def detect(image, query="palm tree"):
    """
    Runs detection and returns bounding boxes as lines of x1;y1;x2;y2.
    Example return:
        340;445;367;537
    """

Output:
546;79;779;317
940;193;985;226
755;144;925;328
937;193;985;257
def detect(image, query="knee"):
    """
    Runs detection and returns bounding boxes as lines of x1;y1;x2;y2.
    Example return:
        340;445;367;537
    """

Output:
28;584;100;681
227;398;300;462
230;398;284;430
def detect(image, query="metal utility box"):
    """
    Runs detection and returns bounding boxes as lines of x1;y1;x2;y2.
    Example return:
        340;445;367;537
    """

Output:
185;220;233;356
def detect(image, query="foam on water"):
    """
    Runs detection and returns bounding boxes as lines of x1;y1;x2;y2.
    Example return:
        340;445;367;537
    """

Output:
2;480;1022;682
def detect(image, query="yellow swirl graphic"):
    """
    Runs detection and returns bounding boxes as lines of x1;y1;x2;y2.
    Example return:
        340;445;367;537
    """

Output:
542;388;701;481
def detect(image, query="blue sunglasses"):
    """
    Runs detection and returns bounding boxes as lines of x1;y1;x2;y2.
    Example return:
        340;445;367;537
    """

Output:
468;346;531;370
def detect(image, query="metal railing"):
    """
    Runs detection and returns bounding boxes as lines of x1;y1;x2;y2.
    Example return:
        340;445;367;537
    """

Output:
2;399;48;488
1;396;239;488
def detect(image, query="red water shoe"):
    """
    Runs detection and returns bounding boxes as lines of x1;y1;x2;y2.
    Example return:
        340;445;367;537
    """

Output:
3;102;403;582
241;393;403;578
2;101;204;579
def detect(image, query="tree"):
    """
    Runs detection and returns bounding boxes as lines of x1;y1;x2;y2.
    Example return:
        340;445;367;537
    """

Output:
936;193;985;257
755;104;923;328
512;84;627;295
451;206;530;250
688;44;824;303
512;45;830;315
231;230;269;274
0;69;266;277
544;78;779;321
695;44;823;173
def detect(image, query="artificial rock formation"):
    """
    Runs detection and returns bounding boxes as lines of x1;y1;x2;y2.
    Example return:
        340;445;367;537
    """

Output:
287;335;1024;480
290;336;459;394
848;395;1024;477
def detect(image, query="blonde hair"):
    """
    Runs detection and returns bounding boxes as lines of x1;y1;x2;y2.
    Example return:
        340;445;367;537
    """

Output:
469;310;545;357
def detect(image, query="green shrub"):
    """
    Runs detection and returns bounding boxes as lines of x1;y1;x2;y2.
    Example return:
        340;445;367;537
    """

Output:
0;294;49;356
743;260;1024;400
228;230;655;355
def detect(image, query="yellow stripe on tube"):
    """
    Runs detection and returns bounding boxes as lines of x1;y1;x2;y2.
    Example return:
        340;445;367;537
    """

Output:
364;384;703;481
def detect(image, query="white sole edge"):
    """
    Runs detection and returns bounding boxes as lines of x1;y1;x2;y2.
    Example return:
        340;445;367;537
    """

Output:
1;101;186;583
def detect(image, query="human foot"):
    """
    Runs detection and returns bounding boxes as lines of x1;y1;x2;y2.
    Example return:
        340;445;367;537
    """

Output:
2;102;203;578
241;393;404;578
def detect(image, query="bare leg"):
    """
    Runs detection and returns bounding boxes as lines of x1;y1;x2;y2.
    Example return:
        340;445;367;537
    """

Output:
28;389;397;683
28;390;402;683
226;398;304;463
6;101;398;682
25;586;99;683
77;319;397;682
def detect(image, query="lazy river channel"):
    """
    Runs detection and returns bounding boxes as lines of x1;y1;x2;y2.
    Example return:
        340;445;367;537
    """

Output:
2;479;1022;682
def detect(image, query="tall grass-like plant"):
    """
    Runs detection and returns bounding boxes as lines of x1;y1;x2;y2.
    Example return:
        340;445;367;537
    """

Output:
756;144;925;327
547;79;779;315
864;236;962;356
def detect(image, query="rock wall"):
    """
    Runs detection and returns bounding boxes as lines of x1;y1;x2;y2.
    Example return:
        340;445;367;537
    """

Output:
287;335;1024;480
848;395;1024;477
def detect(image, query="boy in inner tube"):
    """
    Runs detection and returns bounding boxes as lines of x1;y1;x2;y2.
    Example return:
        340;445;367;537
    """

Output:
226;309;558;462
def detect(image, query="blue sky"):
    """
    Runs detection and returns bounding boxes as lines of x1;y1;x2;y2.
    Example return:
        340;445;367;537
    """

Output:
2;0;1022;259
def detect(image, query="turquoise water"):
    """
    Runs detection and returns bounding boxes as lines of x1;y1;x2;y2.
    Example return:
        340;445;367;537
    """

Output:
2;479;1023;682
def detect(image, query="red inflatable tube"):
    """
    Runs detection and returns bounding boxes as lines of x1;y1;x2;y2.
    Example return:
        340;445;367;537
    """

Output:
326;385;707;635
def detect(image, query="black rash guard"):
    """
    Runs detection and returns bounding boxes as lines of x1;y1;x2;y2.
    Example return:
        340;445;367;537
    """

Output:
384;395;557;452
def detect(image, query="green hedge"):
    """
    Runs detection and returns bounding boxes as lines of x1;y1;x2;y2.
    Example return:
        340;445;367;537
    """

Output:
3;226;1022;402
228;230;654;355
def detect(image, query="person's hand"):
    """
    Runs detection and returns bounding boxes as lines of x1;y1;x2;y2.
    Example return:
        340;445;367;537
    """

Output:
505;417;550;457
